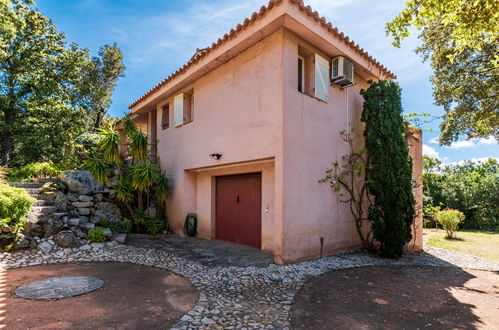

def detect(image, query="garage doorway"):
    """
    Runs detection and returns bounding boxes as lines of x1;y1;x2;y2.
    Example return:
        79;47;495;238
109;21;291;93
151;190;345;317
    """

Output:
215;173;262;249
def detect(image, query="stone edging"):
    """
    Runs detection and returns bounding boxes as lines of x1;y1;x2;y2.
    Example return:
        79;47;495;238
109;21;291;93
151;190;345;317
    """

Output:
1;245;498;329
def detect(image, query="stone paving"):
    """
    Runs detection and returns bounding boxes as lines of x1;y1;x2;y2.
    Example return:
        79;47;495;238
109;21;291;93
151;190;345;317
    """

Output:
15;276;103;300
1;239;498;329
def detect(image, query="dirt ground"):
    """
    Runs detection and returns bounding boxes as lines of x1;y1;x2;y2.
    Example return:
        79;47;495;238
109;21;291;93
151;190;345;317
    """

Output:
1;263;198;329
292;265;499;330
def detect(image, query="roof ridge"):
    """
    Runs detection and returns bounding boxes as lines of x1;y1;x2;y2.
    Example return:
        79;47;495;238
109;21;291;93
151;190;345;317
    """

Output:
129;0;395;109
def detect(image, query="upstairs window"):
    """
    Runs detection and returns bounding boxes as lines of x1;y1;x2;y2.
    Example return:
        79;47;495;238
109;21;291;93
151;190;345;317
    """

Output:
161;103;169;130
298;56;305;93
183;89;194;124
173;89;194;127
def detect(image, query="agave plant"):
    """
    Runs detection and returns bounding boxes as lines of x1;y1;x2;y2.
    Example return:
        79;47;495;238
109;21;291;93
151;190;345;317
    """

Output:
83;153;110;184
97;125;121;165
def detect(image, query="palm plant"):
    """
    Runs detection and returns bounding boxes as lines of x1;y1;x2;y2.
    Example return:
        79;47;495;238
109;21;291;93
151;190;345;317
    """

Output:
128;130;149;162
84;153;110;184
114;178;134;213
97;125;121;165
122;115;137;137
155;172;170;202
129;161;157;208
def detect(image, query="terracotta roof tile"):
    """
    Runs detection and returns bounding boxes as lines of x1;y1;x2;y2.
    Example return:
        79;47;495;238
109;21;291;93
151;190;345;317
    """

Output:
129;0;395;109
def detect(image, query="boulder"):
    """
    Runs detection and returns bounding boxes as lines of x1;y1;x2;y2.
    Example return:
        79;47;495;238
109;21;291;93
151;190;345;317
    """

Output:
112;233;127;244
91;202;122;224
42;218;64;238
23;222;44;238
72;201;94;208
78;195;93;202
68;218;80;226
38;241;53;252
101;227;112;238
72;227;87;239
78;208;92;216
58;170;106;195
53;230;80;248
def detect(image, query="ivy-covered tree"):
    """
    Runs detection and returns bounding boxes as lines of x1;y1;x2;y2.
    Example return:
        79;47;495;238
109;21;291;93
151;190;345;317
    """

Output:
386;0;499;144
0;0;92;165
361;80;415;258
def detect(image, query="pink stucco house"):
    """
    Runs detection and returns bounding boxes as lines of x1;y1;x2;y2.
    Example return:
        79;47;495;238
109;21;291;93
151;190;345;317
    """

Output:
125;0;423;263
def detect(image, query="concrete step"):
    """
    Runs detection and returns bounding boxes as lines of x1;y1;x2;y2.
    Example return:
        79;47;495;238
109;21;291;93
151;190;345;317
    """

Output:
33;199;50;206
8;182;43;189
26;188;43;195
31;206;56;214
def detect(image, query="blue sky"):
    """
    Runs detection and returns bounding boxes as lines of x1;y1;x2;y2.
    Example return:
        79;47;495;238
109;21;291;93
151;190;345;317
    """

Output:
36;0;498;164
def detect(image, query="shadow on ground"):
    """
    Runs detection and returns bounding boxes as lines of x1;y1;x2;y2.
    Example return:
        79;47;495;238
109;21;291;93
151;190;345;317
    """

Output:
2;263;198;329
291;264;499;329
127;234;274;267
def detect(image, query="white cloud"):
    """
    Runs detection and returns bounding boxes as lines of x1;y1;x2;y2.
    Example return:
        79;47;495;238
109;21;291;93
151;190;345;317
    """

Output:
429;137;439;144
443;157;499;166
446;138;498;149
423;144;439;159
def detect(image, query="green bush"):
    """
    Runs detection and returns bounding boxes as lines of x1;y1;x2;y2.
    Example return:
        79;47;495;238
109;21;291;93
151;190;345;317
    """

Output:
87;227;107;243
12;161;61;181
436;209;465;238
0;184;36;236
0;166;7;183
144;217;163;235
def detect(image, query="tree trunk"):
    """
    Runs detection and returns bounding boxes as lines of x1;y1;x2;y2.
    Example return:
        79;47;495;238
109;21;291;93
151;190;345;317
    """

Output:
0;109;14;166
93;105;105;130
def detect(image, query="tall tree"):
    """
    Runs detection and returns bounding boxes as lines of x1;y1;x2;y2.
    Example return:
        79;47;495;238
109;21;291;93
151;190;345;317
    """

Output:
361;80;415;258
386;0;499;144
0;0;91;165
81;44;125;130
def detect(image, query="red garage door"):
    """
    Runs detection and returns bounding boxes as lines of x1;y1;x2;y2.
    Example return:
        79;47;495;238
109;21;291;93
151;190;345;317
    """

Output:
215;173;262;249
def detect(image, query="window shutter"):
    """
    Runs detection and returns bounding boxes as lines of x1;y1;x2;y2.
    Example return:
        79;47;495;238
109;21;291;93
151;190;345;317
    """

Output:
314;54;330;102
174;93;184;127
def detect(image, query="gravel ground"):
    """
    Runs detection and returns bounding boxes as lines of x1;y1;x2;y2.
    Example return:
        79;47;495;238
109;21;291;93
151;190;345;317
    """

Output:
1;242;497;329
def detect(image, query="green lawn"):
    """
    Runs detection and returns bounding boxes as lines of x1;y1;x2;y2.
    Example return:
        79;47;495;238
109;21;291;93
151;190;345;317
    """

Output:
425;229;499;262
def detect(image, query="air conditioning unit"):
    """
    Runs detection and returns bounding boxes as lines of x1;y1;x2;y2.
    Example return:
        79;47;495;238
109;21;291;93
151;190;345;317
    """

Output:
331;56;354;88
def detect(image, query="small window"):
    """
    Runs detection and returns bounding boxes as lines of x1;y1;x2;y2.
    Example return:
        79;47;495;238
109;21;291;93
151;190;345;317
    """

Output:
161;103;169;130
298;56;305;93
184;90;193;124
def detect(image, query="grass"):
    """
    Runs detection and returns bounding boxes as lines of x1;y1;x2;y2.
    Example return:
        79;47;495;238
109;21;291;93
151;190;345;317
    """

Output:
425;229;499;262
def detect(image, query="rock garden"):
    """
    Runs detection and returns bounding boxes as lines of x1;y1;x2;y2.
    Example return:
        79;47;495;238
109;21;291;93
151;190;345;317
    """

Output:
10;170;127;252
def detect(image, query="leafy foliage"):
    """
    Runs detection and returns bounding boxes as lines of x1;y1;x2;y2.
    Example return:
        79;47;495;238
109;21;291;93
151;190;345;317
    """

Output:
11;161;60;180
83;153;110;184
0;1;125;166
0;183;35;234
79;44;125;129
97;125;121;164
361;80;415;258
87;227;106;243
155;172;170;202
386;0;499;144
423;156;498;230
435;209;465;239
128;130;149;161
144;217;163;235
114;178;134;203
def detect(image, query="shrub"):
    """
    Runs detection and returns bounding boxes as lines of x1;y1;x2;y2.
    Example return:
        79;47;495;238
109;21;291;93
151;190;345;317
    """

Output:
87;227;107;243
436;209;465;238
13;161;61;180
100;219;132;234
144;217;163;235
0;184;36;248
0;166;7;183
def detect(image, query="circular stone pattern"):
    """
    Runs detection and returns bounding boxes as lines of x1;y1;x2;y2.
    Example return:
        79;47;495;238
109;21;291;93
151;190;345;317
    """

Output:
15;276;103;300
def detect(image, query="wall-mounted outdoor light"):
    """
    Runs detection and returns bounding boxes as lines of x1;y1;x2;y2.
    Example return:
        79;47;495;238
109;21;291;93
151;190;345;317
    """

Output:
210;153;222;160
